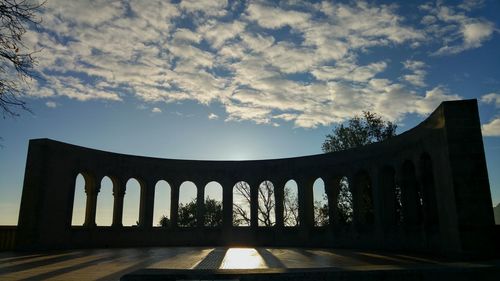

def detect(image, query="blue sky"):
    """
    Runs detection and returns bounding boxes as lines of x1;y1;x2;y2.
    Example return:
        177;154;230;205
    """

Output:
1;0;500;225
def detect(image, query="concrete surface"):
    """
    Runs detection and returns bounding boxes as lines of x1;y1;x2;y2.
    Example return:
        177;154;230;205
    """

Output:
2;247;500;281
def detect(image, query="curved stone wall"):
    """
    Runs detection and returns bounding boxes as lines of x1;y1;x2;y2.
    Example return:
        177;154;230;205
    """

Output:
16;99;495;256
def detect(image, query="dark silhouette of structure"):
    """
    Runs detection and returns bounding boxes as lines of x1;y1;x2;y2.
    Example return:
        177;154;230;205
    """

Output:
15;99;496;257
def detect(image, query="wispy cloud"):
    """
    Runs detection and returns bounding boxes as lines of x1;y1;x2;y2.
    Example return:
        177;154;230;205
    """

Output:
45;101;57;108
482;118;500;136
481;93;500;108
151;107;162;113
421;2;496;56
22;0;496;128
402;60;427;87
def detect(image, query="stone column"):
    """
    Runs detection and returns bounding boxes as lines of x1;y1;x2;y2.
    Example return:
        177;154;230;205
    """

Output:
325;177;340;227
83;178;99;227
274;180;285;228
112;179;125;227
222;182;233;229
298;178;314;228
370;169;384;240
196;184;205;227
170;183;180;227
250;182;259;228
140;180;155;229
351;174;361;229
398;165;419;226
378;168;397;229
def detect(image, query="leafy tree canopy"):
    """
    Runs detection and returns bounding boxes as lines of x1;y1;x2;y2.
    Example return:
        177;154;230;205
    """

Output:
322;111;397;153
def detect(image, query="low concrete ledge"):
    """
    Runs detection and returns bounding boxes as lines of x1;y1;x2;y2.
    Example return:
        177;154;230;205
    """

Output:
121;264;500;281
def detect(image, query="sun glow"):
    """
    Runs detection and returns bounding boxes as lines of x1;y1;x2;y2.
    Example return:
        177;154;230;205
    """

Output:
220;248;266;269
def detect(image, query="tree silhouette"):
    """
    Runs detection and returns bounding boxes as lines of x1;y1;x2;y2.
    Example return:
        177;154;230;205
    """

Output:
1;0;44;117
233;181;299;227
158;197;223;227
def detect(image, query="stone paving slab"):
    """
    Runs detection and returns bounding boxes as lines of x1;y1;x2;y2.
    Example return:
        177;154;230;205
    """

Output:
1;247;499;281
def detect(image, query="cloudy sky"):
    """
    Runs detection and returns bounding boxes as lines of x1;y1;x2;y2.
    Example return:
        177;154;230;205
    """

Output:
1;0;500;225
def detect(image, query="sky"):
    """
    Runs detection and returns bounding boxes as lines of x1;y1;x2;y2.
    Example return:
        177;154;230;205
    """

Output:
1;0;500;225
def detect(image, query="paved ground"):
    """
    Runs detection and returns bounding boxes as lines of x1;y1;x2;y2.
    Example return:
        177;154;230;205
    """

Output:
0;247;498;280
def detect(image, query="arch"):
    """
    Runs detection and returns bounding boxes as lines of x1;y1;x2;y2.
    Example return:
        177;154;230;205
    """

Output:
123;178;141;226
355;171;374;225
71;173;86;226
401;160;424;226
178;181;197;227
258;180;276;227
204;181;223;227
336;176;353;225
284;179;299;227
96;176;113;226
153;180;171;227
233;181;251;226
313;178;328;226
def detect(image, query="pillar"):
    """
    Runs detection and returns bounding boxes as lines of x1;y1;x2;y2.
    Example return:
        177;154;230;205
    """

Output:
83;178;99;227
298;178;314;228
140;179;155;229
222;182;233;229
112;179;125;227
325;177;341;227
170;183;180;227
274;181;285;228
250;182;258;228
197;184;205;227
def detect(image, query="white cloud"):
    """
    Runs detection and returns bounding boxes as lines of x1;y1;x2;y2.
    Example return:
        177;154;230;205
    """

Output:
180;0;228;17
245;2;311;30
208;113;219;120
481;93;500;108
23;0;491;129
428;4;496;55
402;60;427;87
45;101;57;108
482;118;500;136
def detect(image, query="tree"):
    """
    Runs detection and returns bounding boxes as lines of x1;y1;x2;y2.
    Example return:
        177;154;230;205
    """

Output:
157;197;223;227
322;111;397;225
232;181;300;227
322;111;397;153
203;197;223;227
158;215;170;227
1;0;43;117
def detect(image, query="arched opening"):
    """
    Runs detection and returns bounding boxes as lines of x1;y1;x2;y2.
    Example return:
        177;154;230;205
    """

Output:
233;181;251;226
204;181;223;227
337;177;354;225
153;180;171;227
313;178;329;226
401;160;424;226
284;180;299;227
337;176;353;225
123;178;141;226
258;180;275;227
71;173;86;226
96;176;113;226
178;181;197;227
419;153;439;228
355;171;374;225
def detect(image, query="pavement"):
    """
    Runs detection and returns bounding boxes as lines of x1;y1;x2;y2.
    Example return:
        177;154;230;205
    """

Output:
1;247;499;280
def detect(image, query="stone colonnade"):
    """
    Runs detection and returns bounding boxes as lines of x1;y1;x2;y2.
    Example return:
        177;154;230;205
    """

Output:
16;100;496;257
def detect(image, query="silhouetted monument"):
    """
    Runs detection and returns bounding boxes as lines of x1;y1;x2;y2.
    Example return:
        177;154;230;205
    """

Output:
16;99;496;257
